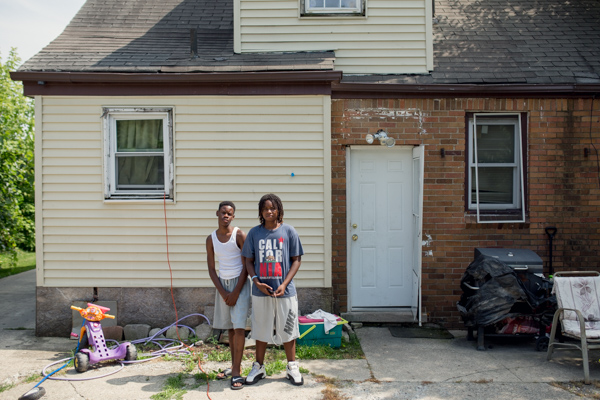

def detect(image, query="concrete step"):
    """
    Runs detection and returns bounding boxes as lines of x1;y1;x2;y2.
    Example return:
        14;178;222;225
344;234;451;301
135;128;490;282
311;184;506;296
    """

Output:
342;309;427;324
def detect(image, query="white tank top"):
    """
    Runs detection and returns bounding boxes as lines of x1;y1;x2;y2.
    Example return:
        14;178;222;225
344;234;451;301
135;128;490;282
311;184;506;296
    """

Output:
211;227;243;279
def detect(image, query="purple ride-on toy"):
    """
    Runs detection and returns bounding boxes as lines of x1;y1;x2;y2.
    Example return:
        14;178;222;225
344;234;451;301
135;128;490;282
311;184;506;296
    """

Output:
71;303;137;372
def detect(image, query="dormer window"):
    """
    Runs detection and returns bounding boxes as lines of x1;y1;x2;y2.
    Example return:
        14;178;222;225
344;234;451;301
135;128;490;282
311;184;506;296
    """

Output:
302;0;365;16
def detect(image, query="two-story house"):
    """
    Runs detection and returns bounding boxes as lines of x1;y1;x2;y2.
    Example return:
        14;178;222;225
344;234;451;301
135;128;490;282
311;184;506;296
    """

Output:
12;0;600;336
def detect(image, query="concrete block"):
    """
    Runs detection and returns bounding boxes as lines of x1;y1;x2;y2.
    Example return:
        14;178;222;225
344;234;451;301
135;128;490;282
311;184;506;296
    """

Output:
219;330;229;344
351;322;363;329
124;324;151;341
148;328;165;339
37;287;91;337
103;325;124;341
37;287;220;336
244;337;256;349
195;324;213;342
166;326;189;341
203;306;215;325
296;287;333;316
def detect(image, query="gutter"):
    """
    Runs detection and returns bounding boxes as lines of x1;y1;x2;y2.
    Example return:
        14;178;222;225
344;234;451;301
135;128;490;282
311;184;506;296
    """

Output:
10;70;343;97
10;70;343;84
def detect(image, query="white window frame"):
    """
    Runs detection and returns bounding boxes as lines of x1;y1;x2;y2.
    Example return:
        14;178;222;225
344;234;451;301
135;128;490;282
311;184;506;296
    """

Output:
103;107;173;200
468;113;525;223
301;0;365;16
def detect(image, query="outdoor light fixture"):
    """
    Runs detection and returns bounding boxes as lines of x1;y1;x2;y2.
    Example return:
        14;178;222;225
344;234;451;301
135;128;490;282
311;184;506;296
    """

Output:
366;129;395;147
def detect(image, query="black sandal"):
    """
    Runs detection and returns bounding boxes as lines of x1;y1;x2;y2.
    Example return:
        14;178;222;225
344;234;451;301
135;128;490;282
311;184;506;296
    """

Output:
231;376;245;390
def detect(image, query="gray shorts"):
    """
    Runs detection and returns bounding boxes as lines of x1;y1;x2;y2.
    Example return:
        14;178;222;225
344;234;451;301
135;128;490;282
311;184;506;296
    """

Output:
250;295;299;345
213;276;251;330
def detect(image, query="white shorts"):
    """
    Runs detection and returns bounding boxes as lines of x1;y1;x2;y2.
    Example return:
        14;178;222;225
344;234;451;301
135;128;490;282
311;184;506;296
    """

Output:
212;276;251;330
250;295;299;345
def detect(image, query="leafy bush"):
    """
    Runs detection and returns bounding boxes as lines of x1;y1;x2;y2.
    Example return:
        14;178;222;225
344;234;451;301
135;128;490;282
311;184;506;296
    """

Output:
0;49;35;264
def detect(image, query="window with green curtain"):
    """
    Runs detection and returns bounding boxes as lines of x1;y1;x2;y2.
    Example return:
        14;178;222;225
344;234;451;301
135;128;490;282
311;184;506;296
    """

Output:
115;119;164;190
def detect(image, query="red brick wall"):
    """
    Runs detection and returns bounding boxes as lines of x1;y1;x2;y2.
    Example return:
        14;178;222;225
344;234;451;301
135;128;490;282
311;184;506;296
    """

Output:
331;97;600;327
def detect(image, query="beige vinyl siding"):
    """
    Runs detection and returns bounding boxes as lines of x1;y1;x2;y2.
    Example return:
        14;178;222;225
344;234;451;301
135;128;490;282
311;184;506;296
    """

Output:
236;0;432;74
37;95;331;289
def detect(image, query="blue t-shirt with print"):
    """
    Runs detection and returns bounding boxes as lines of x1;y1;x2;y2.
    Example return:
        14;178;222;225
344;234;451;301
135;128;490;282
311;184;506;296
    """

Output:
242;223;304;298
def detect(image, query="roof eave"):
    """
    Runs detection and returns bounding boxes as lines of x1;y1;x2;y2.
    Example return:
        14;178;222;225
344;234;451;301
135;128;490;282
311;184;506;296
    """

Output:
11;70;342;84
10;70;343;96
332;82;600;98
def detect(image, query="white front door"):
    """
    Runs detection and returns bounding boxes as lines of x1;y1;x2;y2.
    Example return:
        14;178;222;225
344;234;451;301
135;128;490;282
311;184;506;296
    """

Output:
348;146;417;309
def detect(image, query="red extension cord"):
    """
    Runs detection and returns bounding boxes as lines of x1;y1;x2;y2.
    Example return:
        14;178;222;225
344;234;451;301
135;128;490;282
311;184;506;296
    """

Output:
164;193;212;400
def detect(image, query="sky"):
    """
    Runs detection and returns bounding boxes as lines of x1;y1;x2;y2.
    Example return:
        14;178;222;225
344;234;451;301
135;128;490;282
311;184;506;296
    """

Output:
0;0;86;65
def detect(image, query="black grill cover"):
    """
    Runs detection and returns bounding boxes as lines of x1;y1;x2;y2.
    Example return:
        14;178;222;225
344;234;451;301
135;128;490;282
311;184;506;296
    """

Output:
457;255;534;327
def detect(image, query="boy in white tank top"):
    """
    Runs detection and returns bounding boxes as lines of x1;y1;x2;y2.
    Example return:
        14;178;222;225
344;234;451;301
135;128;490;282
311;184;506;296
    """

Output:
206;201;250;390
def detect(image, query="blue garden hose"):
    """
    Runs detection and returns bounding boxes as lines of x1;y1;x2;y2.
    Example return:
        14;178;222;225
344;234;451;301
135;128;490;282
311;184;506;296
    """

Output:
18;320;85;400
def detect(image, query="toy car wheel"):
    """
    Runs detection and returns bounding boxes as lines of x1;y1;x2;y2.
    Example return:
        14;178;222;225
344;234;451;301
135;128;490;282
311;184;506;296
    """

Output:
125;344;138;361
74;352;90;373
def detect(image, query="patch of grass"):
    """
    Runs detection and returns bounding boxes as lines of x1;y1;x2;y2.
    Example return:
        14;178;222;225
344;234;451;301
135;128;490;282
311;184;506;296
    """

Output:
0;382;15;393
297;334;364;360
193;370;219;385
240;357;309;378
202;347;233;362
205;335;219;346
0;250;35;279
239;358;288;377
151;373;188;400
181;356;199;374
265;359;287;376
24;373;42;383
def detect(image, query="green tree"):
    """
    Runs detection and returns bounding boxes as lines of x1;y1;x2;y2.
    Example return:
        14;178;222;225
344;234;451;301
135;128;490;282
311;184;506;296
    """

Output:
0;49;35;265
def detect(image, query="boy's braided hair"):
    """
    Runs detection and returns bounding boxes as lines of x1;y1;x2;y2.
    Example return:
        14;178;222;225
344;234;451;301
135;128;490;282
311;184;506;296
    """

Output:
258;193;284;226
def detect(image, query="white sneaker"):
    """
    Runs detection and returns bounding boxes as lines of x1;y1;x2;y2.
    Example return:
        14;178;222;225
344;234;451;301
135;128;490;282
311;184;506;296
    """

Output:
245;362;266;385
286;361;304;386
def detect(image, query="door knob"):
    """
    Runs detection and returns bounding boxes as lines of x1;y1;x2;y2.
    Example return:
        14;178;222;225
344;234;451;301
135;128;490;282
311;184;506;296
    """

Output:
352;224;357;229
352;234;358;241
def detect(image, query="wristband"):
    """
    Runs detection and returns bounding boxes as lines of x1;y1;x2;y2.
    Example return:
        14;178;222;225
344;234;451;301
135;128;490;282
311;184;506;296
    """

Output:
251;275;258;281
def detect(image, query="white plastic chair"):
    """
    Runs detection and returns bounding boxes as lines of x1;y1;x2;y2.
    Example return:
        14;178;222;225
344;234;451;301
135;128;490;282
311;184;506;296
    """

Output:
547;271;600;384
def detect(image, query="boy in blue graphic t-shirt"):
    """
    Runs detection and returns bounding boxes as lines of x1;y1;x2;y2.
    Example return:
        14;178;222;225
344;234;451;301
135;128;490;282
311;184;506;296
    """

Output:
242;193;305;386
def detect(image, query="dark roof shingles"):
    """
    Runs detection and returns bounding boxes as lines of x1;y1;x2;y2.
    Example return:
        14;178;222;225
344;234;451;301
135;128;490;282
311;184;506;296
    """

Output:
346;0;600;85
20;0;333;73
18;0;600;84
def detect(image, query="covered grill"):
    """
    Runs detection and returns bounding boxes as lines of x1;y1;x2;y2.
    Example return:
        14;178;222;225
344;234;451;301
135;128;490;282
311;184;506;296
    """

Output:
457;248;555;351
